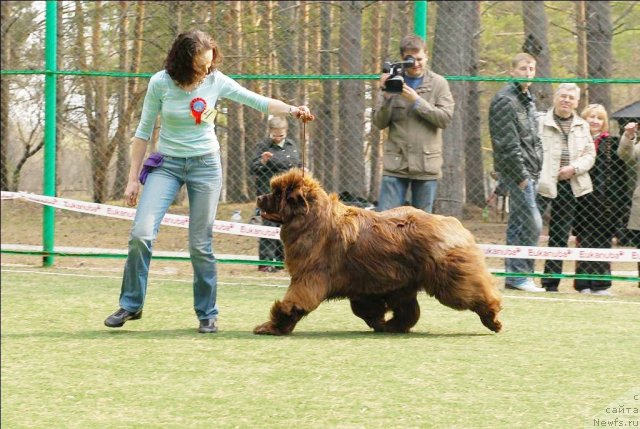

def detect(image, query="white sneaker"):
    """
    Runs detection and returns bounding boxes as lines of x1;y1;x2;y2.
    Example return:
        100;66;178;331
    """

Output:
591;289;613;296
579;289;592;294
506;280;545;293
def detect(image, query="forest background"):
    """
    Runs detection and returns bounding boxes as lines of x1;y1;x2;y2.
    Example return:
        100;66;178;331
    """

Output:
1;0;639;218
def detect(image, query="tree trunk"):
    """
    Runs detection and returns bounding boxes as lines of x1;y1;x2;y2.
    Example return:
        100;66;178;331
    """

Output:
432;1;466;217
368;1;394;202
522;1;553;111
277;1;299;138
75;1;112;203
12;118;44;192
367;3;382;202
586;0;612;109
312;2;336;188
244;1;264;200
55;1;65;195
74;1;96;200
576;0;589;111
168;1;183;37
225;1;247;202
337;1;366;198
75;1;141;203
112;1;145;200
296;1;309;171
0;1;11;191
91;1;109;203
463;2;485;208
267;1;279;101
111;2;130;200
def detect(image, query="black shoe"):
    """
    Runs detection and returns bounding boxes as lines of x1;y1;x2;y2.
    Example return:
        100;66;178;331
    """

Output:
104;308;143;328
198;319;218;334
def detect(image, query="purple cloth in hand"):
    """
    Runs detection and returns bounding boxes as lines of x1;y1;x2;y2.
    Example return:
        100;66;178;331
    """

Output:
138;152;165;185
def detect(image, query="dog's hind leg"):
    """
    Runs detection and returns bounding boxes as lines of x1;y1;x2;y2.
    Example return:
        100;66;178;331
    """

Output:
350;296;387;332
473;302;502;333
431;273;503;333
471;290;503;333
466;274;503;333
381;289;420;333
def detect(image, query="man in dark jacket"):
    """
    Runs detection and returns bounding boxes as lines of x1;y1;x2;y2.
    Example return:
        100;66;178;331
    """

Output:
250;116;301;272
489;52;544;292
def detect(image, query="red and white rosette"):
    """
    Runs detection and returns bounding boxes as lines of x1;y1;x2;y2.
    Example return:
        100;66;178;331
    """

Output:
190;97;207;125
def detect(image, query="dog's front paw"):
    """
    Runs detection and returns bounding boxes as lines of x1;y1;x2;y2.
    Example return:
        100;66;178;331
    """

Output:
253;322;284;336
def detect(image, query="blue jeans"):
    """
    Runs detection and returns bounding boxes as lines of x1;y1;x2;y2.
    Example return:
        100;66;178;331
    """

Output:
503;178;542;286
119;152;222;320
377;176;438;213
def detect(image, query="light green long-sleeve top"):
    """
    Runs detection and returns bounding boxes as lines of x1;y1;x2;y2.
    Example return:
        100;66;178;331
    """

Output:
135;69;269;157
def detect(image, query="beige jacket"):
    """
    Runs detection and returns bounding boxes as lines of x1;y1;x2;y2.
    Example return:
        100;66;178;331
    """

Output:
537;110;595;199
372;70;455;180
617;133;640;230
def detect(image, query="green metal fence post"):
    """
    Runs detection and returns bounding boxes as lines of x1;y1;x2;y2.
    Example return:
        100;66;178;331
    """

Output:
43;0;57;267
414;1;427;41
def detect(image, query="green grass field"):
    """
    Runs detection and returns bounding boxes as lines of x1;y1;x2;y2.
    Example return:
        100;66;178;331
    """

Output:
2;266;639;429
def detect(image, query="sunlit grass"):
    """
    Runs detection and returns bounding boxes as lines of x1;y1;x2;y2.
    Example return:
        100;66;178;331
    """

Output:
2;268;639;428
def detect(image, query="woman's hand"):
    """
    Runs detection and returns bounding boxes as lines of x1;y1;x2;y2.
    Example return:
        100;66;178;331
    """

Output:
624;122;638;139
123;179;141;207
289;105;315;122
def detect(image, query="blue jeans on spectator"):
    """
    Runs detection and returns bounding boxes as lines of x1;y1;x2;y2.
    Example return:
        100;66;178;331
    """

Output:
503;177;542;286
377;176;438;213
119;152;222;321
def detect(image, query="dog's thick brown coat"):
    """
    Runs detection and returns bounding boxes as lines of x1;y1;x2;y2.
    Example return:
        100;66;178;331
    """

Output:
254;169;502;335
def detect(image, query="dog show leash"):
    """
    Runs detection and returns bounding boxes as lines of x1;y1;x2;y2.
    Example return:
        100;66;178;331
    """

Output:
299;112;313;177
301;117;307;177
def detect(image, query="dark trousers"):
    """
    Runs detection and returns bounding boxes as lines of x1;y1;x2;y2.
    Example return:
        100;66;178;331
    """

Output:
573;195;615;291
259;218;284;263
537;181;577;290
629;229;640;288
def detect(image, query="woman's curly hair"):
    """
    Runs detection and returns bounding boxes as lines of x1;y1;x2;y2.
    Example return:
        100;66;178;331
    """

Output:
164;30;222;86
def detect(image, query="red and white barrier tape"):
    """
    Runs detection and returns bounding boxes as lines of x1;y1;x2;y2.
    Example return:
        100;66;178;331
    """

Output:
3;191;639;262
478;243;638;262
1;191;280;240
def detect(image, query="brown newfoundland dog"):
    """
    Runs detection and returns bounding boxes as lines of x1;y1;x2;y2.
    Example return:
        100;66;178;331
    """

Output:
253;169;502;335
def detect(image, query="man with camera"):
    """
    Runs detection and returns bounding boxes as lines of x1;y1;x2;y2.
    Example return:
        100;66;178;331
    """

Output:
372;34;454;214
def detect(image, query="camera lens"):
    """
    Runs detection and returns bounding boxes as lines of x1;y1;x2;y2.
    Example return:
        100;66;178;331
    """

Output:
403;55;416;67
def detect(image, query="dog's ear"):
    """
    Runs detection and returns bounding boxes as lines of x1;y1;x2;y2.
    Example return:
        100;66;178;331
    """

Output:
285;182;296;199
291;180;316;207
280;181;310;221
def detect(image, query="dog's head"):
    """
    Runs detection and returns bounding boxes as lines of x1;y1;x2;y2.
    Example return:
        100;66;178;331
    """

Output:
257;168;326;224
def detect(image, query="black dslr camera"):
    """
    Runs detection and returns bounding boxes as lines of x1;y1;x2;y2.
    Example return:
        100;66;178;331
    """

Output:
381;55;416;93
